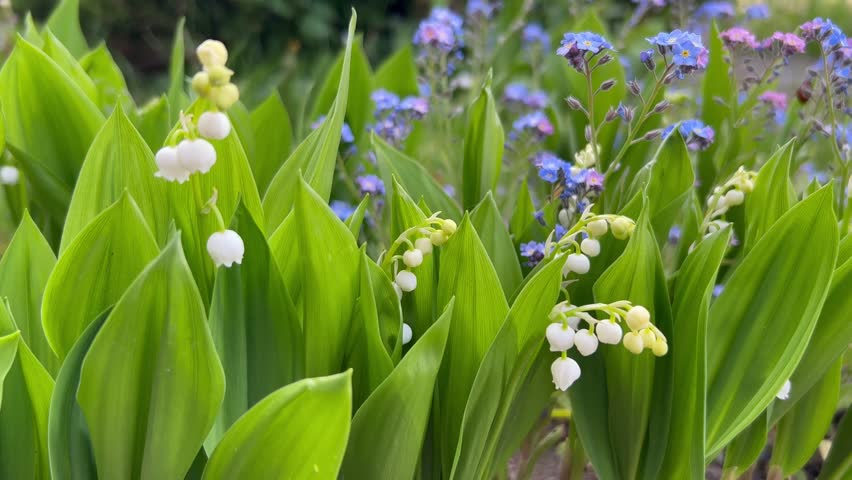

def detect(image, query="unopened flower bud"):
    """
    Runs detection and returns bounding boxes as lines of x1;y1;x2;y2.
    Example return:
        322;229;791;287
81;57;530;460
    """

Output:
587;219;608;237
596;54;613;66
605;108;618;122
0;166;20;185
595;320;623;344
395;270;417;292
652;339;668;356
441;219;457;235
207;229;245;267
623;331;644;354
546;323;575;351
402;323;413;345
652;100;671;113
207;64;235;86
196;39;228;68
415;237;433;255
580;238;601;257
211;83;240;110
191;71;211;96
430;230;448;246
610;217;635;240
574;329;599;356
640;329;656;348
628;79;642;96
558;208;570;226
177;138;217;174
640;49;655;71
551;357;581;391
642;129;663;141
599;79;616;91
403;249;424;268
197;111;232;140
625;305;650;331
565;96;583;110
724;189;745;206
776;379;791;400
563;253;591;275
154;146;190;183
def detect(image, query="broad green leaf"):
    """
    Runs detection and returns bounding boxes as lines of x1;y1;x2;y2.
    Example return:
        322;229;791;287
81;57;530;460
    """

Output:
0;333;18;406
43;193;159;360
79;43;134;115
41;31;98;104
706;186;838;456
346;195;370;237
659;228;731;480
367;260;404;359
46;0;87;57
769;246;852;422
202;372;352;480
136;96;171;151
462;72;504;210
249;91;292;194
373;45;420;96
451;259;563;479
509;178;535;244
262;12;357;232
0;36;104;216
272;179;360;377
206;203;303;450
0;212;59;374
308;35;373;139
22;13;42;46
167;18;188;125
78;236;224;480
47;310;107;480
721;413;768;478
821;408;852;480
640;133;695;244
374;134;462;220
743;139;796;251
61;106;170;250
470;192;522;297
592;207;674;480
165;99;264;301
342;299;453;480
0;304;54;480
229;102;255;164
436;216;509;476
699;21;734;182
770;356;840;475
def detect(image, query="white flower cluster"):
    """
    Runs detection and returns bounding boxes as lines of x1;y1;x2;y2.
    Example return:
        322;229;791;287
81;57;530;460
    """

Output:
191;40;240;111
547;301;668;390
703;167;756;233
390;216;457;297
550;207;636;279
573;142;601;169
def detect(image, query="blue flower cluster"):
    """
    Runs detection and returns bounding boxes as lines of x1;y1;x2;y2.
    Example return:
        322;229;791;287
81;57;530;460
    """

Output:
557;32;614;73
663;119;715;151
413;7;465;72
522;23;550;51
532;151;604;212
745;4;770;20
520;241;546;267
694;1;735;20
466;0;499;20
645;30;708;78
355;174;385;197
331;200;356;221
503;83;549;110
369;89;429;147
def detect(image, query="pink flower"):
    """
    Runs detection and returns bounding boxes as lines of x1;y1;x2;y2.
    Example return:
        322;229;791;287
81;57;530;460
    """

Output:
759;91;788;110
720;27;758;49
762;32;806;55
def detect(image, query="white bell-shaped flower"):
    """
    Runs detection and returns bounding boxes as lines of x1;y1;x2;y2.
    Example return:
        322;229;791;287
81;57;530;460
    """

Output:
430;230;448;246
415;237;433;255
551;356;581;391
395;270;417;292
776;380;791;400
724;189;745;207
563;253;590;275
196;39;228;68
197;112;232;140
574;329;599;356
595;320;622;345
625;305;651;331
402;323;413;345
546;323;575;352
0;166;20;185
623;331;644;354
652;339;668;357
206;229;245;267
587;219;608;237
177;138;217;174
403;249;423;268
580;238;601;257
154;146;190;183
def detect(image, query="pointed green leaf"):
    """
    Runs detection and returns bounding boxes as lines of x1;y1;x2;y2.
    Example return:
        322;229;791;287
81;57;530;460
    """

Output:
744;139;796;250
41;30;98;104
167;18;188;125
373;45;419;96
46;0;87;57
470;192;522;297
706;186;838;455
79;43;134;115
509;179;536;245
0;212;59;373
77;236;224;480
343;299;453;480
249;91;292;194
463;72;504;210
346;195;370;237
640;133;695;243
721;414;768;478
262;12;357;232
43;193;160;360
137;96;171;151
202;372;352;480
61;106;170;250
206;203;304;450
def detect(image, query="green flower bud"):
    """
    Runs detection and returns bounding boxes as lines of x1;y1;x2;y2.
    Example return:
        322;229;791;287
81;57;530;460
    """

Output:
610;216;635;240
430;230;448;246
207;65;234;86
652;339;668;356
212;83;240;110
441;219;457;235
196;39;228;68
623;331;644;354
191;71;211;96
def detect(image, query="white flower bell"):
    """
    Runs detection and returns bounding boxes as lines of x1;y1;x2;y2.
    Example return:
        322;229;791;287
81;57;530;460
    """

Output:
563;253;590;275
551;356;581;391
546;323;575;351
415;237;433;255
595;320;622;345
207;229;245;267
623;331;644;354
587;219;608;237
196;39;228;68
395;270;417;292
197;112;232;140
652;339;668;357
776;380;791;400
177;138;217;174
625;306;651;331
724;189;745;207
574;329;599;356
0;166;20;185
403;249;424;268
402;323;413;345
580;238;601;257
154;146;190;183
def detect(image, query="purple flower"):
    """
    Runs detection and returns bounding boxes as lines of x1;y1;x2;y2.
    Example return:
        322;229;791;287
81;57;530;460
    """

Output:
745;4;770;20
443;184;456;197
466;0;499;20
668;225;682;244
413;20;457;52
758;91;788;110
522;23;550;50
503;83;548;109
356;174;385;196
720;27;758;49
646;30;688;48
680;119;715;151
400;96;430;118
557;32;613;73
584;169;604;192
712;284;725;298
520;241;546;267
555;224;567;239
761;32;806;56
646;30;708;77
800;18;846;49
512;111;554;138
695;2;735;20
640;49;656;70
534;151;569;183
372;89;400;111
331;200;355;221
